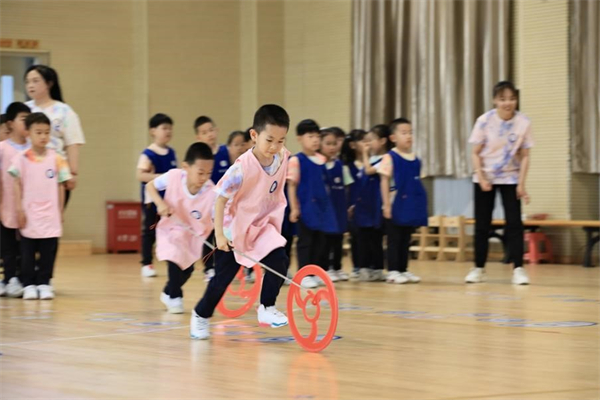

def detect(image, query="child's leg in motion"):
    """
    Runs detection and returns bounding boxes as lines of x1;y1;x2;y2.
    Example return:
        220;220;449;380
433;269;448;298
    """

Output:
20;237;38;299
162;262;194;314
191;250;241;339
36;238;58;299
257;247;289;328
202;230;216;278
140;203;158;276
164;262;195;299
194;250;242;319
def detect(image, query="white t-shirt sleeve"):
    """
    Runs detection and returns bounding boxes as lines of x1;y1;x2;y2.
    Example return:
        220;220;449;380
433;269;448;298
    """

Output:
342;165;354;186
214;163;244;199
153;171;170;192
62;108;86;146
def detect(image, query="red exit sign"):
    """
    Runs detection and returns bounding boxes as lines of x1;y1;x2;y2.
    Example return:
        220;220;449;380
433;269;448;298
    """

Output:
0;38;39;49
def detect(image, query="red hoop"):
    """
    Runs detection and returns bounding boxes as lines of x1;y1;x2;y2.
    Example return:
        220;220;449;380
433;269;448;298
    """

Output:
216;264;262;318
287;265;339;352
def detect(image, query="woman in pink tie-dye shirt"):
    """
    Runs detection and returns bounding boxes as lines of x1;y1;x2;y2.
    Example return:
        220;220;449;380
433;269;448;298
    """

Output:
465;81;534;286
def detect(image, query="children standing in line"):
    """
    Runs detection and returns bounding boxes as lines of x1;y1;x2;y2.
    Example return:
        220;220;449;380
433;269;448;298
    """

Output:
287;119;335;289
0;103;31;297
320;127;353;282
354;125;392;282
378;118;426;284
10;113;72;300
190;104;291;340
146;143;216;314
136;113;178;278
341;129;367;279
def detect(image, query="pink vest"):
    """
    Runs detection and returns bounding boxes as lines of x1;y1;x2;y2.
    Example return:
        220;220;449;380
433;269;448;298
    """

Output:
229;149;289;267
14;149;62;238
0;141;28;228
155;169;216;270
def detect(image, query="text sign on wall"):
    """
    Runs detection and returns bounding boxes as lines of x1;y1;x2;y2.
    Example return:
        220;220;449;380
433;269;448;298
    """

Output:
0;39;39;49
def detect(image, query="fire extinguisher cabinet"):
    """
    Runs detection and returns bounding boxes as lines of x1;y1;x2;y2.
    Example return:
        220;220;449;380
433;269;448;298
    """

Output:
106;201;141;253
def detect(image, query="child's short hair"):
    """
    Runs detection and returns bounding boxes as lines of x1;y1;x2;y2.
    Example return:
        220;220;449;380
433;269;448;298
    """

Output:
149;113;173;129
5;102;31;122
227;130;245;145
253;104;290;133
244;127;252;142
321;126;346;139
184;142;214;164
369;124;393;151
389;118;411;133
349;128;367;141
25;112;51;129
493;81;518;98
194;116;213;131
296;119;320;136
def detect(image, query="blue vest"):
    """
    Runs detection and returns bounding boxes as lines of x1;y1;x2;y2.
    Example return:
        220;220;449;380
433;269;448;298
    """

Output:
282;183;297;237
296;153;337;233
324;160;348;234
211;145;230;184
354;158;383;228
347;162;361;208
390;151;428;227
140;147;177;203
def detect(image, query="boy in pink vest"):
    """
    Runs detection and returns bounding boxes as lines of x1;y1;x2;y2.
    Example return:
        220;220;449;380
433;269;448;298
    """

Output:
146;142;217;314
9;113;72;300
0;102;31;298
191;104;291;340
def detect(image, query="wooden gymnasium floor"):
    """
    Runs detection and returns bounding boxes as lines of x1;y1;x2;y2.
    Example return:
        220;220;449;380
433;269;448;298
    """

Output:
1;254;599;400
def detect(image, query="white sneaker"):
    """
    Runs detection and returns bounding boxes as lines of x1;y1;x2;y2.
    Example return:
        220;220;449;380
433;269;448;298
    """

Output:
0;282;5;297
23;285;38;300
160;292;184;314
337;270;350;281
465;268;485;283
301;276;319;289
315;276;326;286
6;277;24;297
359;268;374;281
386;270;401;283
350;270;360;280
402;271;421;283
389;272;409;284
37;285;54;300
327;269;340;282
512;267;530;285
257;304;288;328
190;311;210;340
371;270;386;282
204;269;215;282
141;265;157;277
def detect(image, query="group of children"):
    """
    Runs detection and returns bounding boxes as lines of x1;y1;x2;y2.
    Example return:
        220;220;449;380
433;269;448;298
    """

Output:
0;102;72;300
133;100;429;342
287;118;427;288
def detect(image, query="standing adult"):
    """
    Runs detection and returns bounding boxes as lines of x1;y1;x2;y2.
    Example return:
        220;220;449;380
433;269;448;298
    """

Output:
25;65;85;206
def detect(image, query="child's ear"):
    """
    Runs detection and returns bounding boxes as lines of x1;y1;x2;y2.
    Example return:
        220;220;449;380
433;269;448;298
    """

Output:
250;129;259;142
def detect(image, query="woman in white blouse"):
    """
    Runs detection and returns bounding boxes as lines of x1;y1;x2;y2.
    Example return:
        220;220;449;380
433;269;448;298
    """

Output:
25;65;85;205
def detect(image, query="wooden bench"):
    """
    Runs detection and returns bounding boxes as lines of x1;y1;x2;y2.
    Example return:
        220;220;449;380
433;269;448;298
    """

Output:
410;216;468;262
465;219;600;267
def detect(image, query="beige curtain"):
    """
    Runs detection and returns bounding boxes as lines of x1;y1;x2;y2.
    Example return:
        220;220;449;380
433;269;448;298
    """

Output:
571;0;600;174
352;0;511;177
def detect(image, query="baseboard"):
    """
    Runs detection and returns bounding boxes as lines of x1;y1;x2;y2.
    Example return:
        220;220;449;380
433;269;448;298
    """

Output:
58;240;92;257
